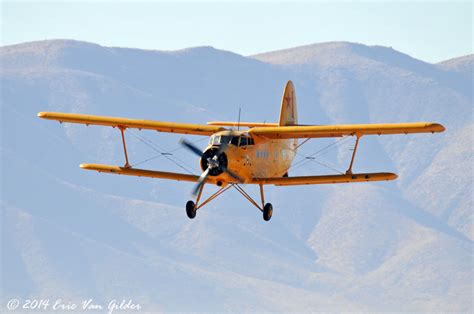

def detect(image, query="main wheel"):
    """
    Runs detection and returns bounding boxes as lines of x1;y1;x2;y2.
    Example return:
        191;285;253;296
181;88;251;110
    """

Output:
263;203;273;221
186;200;197;219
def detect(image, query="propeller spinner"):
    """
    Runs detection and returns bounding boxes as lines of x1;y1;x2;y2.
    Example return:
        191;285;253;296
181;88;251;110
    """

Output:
180;139;243;195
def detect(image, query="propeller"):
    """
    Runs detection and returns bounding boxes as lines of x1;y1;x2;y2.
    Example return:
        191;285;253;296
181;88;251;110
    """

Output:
180;140;203;157
180;138;244;195
193;168;210;195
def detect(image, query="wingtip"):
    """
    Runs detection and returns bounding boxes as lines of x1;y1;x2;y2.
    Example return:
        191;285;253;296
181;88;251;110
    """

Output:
435;123;446;132
37;111;47;118
380;172;398;181
427;122;445;133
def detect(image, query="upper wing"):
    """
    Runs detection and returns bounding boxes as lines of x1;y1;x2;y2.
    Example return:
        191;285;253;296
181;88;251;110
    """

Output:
80;163;219;184
253;172;397;186
207;121;279;127
38;112;226;136
248;122;445;139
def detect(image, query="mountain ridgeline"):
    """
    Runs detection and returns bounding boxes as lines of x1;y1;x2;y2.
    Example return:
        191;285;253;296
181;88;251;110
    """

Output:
1;40;472;311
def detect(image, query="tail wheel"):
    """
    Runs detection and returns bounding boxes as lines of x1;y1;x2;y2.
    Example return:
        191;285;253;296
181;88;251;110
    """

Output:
263;203;273;221
186;200;197;219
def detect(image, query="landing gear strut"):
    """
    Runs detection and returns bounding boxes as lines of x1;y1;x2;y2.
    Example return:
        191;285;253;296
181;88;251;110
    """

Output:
184;183;274;221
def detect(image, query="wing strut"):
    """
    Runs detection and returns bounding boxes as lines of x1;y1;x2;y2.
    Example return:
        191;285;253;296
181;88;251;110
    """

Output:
346;133;361;174
119;127;131;168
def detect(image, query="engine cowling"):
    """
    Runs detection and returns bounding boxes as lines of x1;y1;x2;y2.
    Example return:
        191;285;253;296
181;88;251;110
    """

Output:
200;147;228;176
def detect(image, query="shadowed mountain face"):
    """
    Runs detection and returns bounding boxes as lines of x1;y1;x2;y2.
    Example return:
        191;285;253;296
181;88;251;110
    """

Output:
1;39;472;312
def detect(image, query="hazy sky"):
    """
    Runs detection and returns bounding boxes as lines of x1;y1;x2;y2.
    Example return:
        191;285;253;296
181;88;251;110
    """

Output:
1;1;472;63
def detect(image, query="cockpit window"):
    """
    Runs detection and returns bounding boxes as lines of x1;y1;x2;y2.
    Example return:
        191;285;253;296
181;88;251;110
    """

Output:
210;135;254;146
239;136;254;147
220;135;232;145
209;135;219;145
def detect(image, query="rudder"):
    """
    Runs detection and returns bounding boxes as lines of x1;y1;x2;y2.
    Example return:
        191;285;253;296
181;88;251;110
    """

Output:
279;80;298;126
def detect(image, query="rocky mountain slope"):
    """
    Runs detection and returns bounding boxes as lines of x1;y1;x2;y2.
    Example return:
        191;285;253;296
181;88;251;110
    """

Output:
1;40;472;311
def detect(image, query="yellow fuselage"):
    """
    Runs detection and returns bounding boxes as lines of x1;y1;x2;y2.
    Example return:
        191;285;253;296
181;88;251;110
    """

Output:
203;131;297;184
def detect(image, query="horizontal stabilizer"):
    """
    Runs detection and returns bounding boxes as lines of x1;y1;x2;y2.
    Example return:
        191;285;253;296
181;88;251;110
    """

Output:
253;172;398;186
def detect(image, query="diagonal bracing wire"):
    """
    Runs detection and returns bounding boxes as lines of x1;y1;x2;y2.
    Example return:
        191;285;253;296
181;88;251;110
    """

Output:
303;159;345;174
290;136;353;171
127;130;201;175
131;134;208;168
292;136;350;167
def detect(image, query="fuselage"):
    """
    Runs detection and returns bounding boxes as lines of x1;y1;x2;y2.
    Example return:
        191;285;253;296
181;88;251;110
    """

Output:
201;130;297;184
200;80;298;185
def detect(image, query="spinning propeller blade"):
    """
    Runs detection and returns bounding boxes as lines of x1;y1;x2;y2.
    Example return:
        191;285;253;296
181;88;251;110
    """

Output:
224;168;244;183
180;139;203;157
193;168;210;196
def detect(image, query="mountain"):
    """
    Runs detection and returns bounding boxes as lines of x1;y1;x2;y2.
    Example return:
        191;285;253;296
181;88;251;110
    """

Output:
437;54;474;78
1;39;472;312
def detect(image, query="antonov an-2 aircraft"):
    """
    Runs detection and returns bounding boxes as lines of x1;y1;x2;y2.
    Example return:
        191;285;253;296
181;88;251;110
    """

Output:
38;81;445;221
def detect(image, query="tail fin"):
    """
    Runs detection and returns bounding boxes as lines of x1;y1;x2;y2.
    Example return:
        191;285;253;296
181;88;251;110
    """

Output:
279;80;298;126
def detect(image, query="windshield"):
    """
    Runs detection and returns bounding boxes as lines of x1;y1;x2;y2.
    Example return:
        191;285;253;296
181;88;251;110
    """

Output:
210;135;254;146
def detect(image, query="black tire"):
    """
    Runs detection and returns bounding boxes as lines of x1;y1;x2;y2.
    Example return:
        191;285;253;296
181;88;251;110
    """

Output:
263;203;273;221
186;200;196;219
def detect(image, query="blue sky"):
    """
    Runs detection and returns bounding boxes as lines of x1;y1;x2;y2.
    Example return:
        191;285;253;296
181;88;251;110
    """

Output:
1;1;472;63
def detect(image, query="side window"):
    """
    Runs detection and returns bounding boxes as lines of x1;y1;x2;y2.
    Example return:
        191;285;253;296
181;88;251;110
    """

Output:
221;136;231;144
231;136;239;146
240;137;248;146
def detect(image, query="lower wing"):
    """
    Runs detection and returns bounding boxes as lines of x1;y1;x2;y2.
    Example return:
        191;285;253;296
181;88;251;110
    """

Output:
253;172;397;186
80;164;219;184
81;164;396;186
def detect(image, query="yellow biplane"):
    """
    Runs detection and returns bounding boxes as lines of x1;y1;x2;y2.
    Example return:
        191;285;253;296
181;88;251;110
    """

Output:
38;81;445;221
